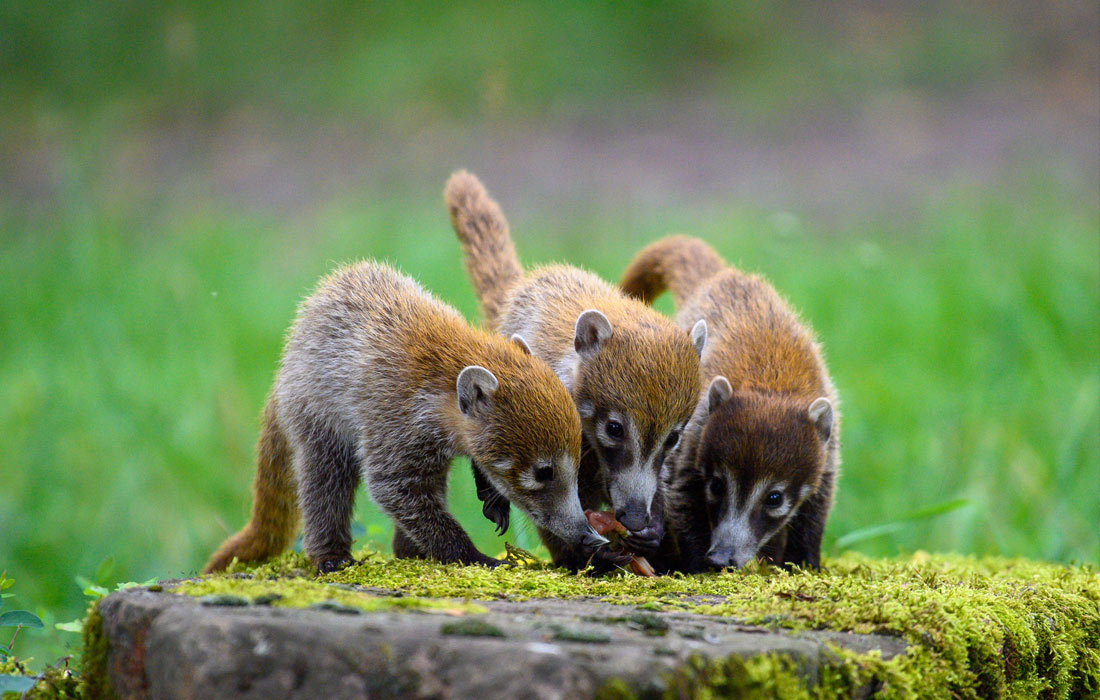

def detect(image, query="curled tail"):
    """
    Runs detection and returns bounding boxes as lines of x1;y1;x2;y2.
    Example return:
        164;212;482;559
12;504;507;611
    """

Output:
444;170;523;326
619;235;726;307
204;398;299;573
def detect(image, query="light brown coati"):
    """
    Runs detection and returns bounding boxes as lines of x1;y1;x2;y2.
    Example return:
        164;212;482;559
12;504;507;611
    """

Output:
204;261;604;574
620;236;838;572
444;171;705;571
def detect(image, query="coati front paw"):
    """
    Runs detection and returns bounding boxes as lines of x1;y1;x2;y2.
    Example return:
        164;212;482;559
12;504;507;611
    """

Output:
463;552;508;568
585;546;636;574
481;497;510;536
315;556;356;574
472;460;510;535
623;519;665;557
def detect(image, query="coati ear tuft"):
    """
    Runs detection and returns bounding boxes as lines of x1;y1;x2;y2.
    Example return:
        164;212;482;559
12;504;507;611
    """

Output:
690;319;707;357
574;309;613;356
457;365;499;417
807;397;833;442
706;376;732;414
510;334;532;355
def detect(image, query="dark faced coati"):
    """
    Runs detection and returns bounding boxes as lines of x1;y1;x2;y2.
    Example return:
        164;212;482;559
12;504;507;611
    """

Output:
444;172;705;571
620;236;838;571
204;261;604;574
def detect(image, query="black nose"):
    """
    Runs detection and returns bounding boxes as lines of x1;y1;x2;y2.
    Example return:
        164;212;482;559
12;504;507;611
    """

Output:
615;508;647;533
706;550;733;569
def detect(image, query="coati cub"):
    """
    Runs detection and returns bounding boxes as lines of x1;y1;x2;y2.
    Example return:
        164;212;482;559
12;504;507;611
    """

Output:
204;261;604;574
444;171;705;570
620;236;838;571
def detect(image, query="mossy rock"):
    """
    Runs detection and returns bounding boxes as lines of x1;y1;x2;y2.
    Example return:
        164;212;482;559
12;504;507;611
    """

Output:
80;550;1097;699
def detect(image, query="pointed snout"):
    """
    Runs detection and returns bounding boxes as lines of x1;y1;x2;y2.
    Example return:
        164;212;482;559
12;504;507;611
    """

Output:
706;548;734;569
706;547;753;570
615;499;649;533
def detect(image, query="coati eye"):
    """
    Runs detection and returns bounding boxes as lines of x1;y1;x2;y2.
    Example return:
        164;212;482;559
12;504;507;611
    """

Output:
708;477;724;498
534;466;554;483
605;420;625;440
765;491;784;508
664;430;680;450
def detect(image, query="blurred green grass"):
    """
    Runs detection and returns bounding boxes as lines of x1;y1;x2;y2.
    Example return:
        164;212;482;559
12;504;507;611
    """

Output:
0;0;1096;669
2;1;1029;124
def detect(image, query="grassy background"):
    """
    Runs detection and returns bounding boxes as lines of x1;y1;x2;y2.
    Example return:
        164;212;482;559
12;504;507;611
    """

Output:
1;0;1096;667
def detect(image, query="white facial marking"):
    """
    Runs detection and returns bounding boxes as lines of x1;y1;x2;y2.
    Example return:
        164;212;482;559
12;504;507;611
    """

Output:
596;411;628;448
764;481;792;519
515;457;553;491
710;482;768;564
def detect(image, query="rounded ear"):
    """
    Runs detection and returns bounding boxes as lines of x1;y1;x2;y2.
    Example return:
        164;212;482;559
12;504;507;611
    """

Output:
807;397;833;442
574;309;613;356
690;319;707;357
510;334;533;355
706;375;732;414
457;365;499;417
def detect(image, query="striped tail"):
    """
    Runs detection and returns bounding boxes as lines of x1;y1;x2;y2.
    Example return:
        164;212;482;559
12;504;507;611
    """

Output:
444;170;523;326
619;235;726;306
204;398;299;573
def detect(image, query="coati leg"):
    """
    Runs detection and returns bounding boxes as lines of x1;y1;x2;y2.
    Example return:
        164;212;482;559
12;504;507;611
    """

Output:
392;527;426;559
781;471;834;570
759;529;788;567
471;460;510;535
367;458;501;567
670;473;714;573
293;419;361;573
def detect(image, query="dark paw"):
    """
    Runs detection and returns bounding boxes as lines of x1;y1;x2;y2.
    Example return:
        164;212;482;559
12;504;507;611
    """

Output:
315;556;355;574
472;461;511;535
623;520;665;557
587;546;635;573
481;497;510;536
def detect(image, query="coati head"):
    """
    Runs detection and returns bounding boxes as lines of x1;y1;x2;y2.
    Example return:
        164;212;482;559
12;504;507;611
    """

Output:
571;309;704;533
695;377;833;569
455;336;607;550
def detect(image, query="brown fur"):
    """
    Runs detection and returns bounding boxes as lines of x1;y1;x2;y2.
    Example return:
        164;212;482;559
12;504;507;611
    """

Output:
204;261;589;573
620;235;726;307
619;236;839;572
445;171;522;324
444;172;702;571
204;398;299;573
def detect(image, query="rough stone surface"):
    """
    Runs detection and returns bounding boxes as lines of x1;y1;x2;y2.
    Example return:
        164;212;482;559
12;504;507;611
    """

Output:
95;586;906;700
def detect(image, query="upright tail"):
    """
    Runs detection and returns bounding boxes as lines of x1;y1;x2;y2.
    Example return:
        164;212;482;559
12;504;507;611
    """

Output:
204;398;300;573
444;170;523;326
619;235;726;307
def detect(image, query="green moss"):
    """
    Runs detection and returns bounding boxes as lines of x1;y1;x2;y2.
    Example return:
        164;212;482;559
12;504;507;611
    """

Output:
440;619;505;638
550;626;611;644
173;577;486;616
79;604;115;700
183;549;1098;699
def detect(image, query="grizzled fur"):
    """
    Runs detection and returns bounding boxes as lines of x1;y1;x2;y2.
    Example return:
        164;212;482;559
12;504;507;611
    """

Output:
445;171;703;571
621;236;839;572
205;262;590;573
